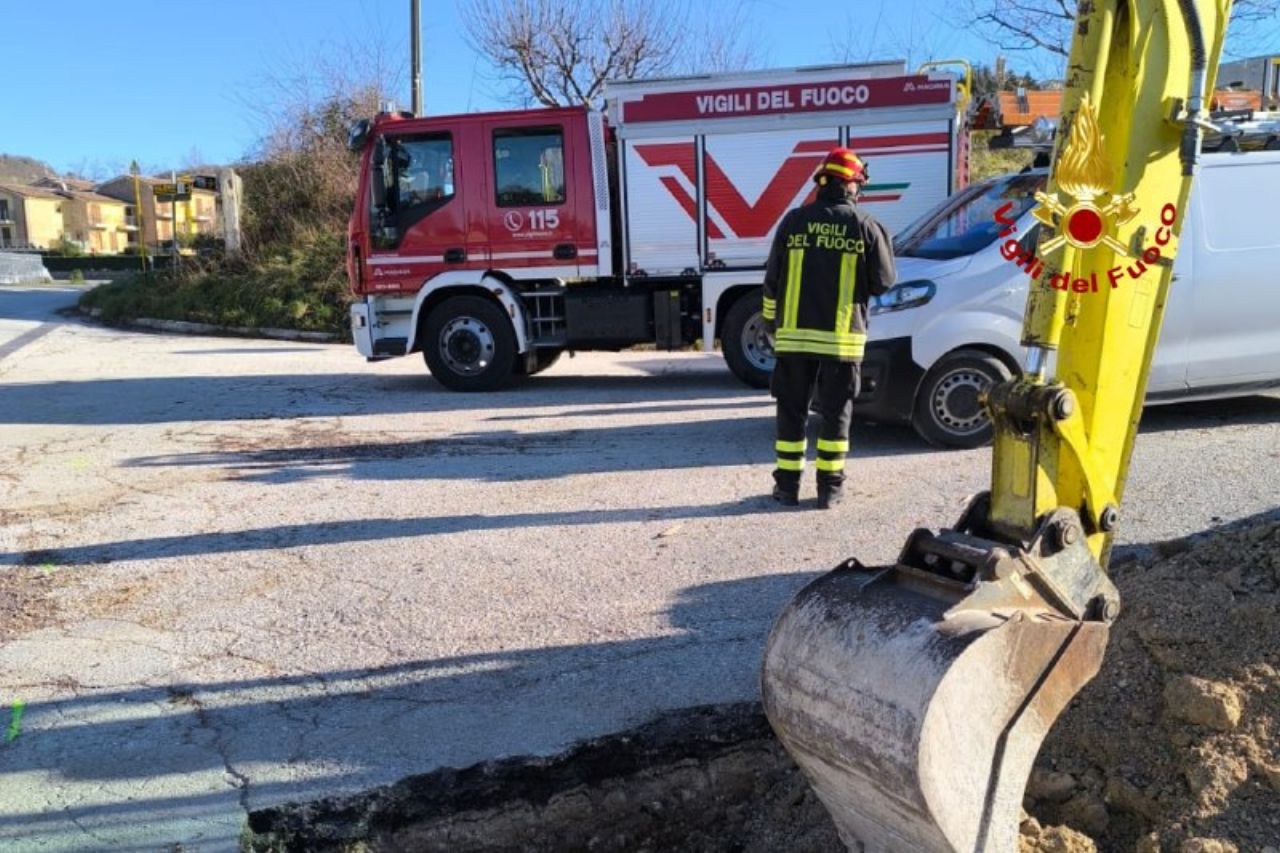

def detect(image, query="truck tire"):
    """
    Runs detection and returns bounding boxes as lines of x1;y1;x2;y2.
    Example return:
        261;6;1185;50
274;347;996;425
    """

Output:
722;291;774;389
911;348;1013;449
421;295;518;391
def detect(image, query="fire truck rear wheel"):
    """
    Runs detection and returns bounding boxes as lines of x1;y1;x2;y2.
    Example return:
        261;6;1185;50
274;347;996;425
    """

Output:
422;295;518;391
722;292;774;389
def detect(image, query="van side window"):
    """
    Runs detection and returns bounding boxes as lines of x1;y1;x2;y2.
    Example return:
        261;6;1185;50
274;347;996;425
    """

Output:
373;133;454;249
493;128;565;207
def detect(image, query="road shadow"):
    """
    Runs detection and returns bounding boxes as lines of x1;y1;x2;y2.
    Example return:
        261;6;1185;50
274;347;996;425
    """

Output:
0;496;781;567
121;406;923;476
1137;394;1280;433
0;368;762;426
0;284;86;323
171;347;326;355
0;570;819;846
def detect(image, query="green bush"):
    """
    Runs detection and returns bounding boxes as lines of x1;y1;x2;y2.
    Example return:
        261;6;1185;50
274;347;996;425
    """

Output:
54;237;86;257
79;230;351;338
77;85;378;339
69;269;85;283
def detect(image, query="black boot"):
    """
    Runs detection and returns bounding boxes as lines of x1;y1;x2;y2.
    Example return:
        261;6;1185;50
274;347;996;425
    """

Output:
772;484;799;507
816;483;845;510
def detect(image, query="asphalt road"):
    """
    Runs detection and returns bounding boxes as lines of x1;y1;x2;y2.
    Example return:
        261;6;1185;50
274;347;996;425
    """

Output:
1;284;1277;852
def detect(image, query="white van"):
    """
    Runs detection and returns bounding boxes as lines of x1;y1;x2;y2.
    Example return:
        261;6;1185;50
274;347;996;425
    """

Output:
854;150;1280;447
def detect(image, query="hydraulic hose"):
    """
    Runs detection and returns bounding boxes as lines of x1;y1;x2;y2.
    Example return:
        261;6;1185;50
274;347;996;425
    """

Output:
1176;0;1209;175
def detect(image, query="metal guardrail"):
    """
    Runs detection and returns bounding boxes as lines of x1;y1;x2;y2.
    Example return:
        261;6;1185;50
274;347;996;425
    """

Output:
0;252;52;284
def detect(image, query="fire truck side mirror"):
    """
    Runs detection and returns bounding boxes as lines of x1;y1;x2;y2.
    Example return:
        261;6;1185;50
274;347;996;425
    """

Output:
348;119;372;152
370;138;390;212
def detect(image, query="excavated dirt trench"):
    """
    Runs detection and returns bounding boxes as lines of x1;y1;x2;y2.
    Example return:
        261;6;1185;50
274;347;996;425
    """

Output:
245;512;1280;853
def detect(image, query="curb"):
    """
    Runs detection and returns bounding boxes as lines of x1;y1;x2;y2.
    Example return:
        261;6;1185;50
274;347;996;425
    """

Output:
79;307;340;343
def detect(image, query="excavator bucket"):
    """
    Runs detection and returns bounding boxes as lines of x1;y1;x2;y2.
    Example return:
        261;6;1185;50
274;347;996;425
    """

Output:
762;502;1117;852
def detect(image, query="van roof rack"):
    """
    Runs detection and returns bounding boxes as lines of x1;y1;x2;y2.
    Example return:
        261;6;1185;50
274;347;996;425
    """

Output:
988;110;1280;153
1203;109;1280;151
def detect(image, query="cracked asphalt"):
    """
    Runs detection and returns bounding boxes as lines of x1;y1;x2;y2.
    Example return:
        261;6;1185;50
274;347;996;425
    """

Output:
1;283;1278;852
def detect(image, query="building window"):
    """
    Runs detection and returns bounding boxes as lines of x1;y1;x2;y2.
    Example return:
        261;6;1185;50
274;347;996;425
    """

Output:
493;127;565;207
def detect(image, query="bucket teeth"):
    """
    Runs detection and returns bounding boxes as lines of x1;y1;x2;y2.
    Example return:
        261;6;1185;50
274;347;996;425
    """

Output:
762;564;1109;853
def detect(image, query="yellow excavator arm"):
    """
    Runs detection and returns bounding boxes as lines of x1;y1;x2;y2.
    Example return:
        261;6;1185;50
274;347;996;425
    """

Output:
762;1;1233;850
996;0;1233;562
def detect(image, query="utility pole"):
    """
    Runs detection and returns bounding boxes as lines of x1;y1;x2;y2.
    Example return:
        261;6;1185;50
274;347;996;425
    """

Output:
171;169;180;273
411;0;423;116
129;160;148;278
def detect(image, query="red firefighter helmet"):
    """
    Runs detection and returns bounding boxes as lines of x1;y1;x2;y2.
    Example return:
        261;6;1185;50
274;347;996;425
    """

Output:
815;147;869;185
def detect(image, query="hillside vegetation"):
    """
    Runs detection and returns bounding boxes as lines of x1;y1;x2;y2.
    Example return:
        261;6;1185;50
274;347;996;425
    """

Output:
81;85;379;338
0;154;56;185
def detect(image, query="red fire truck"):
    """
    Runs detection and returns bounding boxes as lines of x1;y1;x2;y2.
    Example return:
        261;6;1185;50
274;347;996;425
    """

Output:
346;62;967;390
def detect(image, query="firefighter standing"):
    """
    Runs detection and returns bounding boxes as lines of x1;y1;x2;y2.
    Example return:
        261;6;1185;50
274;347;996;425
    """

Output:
762;147;896;508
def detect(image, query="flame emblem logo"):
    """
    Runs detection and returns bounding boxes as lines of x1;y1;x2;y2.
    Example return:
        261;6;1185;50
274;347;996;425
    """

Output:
1033;95;1137;254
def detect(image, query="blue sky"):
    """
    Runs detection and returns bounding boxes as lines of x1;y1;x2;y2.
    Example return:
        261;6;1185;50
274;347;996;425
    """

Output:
1;1;1276;177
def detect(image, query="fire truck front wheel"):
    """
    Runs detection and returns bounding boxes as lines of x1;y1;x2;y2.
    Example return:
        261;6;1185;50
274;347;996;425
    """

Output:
421;295;518;391
721;292;774;389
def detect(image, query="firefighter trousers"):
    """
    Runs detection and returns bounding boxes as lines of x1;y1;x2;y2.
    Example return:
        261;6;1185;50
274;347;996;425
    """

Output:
772;356;860;492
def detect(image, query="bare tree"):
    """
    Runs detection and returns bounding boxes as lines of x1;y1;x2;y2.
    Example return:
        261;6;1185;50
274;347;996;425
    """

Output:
64;157;145;182
831;1;948;70
962;0;1280;62
461;0;757;109
233;38;403;256
686;0;762;75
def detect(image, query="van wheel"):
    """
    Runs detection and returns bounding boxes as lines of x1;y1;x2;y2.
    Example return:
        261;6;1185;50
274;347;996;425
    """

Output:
722;291;774;389
422;295;517;391
912;349;1013;448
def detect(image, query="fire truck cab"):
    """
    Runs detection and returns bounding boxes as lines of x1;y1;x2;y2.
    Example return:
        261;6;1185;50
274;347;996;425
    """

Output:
346;62;967;391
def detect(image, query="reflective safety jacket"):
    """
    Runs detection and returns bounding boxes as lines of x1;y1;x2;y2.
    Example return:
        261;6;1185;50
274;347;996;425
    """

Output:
762;191;896;361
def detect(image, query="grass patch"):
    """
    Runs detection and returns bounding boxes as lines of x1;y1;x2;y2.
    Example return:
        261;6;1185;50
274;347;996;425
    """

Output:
79;231;351;338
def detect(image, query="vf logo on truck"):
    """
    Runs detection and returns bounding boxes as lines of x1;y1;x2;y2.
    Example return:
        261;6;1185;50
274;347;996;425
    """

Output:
635;140;915;240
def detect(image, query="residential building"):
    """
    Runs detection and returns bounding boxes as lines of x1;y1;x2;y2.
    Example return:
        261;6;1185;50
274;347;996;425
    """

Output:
1218;54;1280;110
96;174;220;252
0;184;65;249
59;191;133;255
31;176;96;193
992;89;1064;129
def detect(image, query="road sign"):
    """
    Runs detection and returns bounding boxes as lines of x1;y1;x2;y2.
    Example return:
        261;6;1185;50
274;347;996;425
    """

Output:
153;182;192;201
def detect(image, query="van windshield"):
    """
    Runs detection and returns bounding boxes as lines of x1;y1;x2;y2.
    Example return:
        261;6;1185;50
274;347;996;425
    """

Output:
895;173;1047;260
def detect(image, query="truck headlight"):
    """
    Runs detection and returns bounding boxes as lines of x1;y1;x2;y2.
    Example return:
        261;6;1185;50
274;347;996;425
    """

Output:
871;280;936;315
